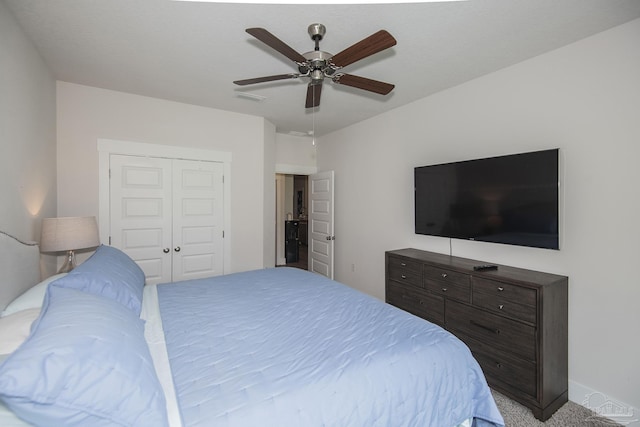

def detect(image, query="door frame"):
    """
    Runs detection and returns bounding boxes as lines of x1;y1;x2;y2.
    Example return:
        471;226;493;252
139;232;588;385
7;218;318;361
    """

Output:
98;138;232;274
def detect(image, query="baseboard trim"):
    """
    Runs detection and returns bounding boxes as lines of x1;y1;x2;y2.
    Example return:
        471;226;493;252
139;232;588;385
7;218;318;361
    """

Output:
569;380;639;425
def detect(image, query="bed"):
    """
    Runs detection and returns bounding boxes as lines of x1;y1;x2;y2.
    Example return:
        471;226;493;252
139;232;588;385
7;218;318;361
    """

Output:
0;231;504;427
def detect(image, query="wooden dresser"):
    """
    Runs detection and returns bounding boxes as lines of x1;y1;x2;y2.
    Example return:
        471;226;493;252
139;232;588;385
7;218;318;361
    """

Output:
385;248;568;421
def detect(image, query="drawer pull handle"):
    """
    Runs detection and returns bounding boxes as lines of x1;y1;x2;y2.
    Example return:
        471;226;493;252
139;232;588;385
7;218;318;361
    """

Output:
400;262;407;267
498;304;504;310
441;273;448;278
495;362;502;369
470;320;501;335
401;274;407;279
497;286;504;292
419;300;424;305
441;287;448;292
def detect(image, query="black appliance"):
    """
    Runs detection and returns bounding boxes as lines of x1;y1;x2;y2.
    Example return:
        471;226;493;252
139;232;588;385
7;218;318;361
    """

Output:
414;148;559;250
285;220;299;263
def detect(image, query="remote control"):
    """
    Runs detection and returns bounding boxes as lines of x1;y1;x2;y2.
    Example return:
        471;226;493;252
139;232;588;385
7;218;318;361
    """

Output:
473;265;498;271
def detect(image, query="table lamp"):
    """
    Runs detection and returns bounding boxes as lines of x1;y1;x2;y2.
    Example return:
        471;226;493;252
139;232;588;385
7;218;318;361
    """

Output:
40;216;100;273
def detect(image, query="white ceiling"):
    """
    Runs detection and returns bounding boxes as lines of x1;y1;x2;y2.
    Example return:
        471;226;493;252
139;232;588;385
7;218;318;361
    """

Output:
5;0;640;136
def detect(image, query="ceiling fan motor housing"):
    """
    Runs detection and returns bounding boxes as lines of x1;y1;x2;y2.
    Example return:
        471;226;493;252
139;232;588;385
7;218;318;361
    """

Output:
303;50;335;82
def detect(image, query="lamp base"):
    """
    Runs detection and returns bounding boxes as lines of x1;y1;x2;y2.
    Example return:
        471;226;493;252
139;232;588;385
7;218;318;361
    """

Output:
58;250;77;273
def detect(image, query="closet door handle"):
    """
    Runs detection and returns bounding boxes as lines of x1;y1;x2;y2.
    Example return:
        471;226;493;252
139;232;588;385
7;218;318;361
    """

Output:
163;248;170;254
174;246;181;252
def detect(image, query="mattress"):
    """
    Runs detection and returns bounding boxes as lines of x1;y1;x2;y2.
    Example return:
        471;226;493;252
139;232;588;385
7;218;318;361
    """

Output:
156;267;504;427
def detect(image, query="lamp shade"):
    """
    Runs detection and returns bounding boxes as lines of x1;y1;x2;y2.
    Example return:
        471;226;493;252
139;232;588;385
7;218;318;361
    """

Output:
40;216;100;253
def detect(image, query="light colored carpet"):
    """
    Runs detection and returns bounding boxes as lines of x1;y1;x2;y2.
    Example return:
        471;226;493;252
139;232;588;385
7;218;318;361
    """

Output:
492;390;622;427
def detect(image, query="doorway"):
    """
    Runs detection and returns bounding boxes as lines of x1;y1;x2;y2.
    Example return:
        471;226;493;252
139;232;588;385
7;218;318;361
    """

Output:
276;174;308;270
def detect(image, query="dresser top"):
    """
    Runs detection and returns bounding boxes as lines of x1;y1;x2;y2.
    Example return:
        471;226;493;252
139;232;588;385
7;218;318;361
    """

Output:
387;248;567;288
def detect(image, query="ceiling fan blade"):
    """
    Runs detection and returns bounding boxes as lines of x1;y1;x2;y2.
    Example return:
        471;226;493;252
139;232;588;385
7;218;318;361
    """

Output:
246;28;306;63
233;74;299;86
305;83;322;108
333;73;394;95
330;30;397;68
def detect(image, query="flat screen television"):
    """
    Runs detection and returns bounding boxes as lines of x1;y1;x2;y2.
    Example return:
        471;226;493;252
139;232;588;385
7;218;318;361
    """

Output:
414;149;559;250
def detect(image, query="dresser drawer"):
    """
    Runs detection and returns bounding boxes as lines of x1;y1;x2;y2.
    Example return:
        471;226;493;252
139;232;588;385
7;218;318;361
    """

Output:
424;266;470;302
388;256;422;274
424;265;469;285
446;300;536;361
387;281;444;325
473;277;537;307
473;291;536;324
388;267;422;288
469;342;537;398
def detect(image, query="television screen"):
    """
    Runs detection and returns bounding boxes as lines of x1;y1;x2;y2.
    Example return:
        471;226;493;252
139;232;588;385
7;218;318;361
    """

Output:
415;149;559;249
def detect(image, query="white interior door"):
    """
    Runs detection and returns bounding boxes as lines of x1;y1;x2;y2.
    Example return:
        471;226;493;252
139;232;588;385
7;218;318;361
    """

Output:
308;171;334;279
172;159;224;281
109;155;172;285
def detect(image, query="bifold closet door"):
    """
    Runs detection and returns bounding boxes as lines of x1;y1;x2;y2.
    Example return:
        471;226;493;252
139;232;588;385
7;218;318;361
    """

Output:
109;155;224;285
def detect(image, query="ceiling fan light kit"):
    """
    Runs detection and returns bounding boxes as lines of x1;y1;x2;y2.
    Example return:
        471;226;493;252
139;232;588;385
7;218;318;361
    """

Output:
233;23;396;108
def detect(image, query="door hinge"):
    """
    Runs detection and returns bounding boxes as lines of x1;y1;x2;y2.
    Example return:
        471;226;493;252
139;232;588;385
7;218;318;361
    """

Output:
222;230;225;238
108;236;111;245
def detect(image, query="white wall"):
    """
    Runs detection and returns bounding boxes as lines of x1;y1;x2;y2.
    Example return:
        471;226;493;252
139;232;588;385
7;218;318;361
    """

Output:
275;133;317;175
56;82;273;273
0;0;57;276
317;18;640;415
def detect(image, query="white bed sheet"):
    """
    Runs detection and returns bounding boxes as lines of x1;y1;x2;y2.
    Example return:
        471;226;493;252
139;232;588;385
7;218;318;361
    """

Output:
141;284;183;427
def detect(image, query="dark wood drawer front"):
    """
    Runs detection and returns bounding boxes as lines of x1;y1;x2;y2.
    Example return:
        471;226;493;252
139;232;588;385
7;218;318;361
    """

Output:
424;265;469;287
446;300;536;361
388;256;422;274
388;266;422;288
455;330;537;398
471;345;537;398
387;281;444;325
473;277;536;306
424;276;470;302
473;291;536;324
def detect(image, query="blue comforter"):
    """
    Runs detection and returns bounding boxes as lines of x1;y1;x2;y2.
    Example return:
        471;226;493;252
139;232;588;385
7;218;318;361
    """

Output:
158;268;504;427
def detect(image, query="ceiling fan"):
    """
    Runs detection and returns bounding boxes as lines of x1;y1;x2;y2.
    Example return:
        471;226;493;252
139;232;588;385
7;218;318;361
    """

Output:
233;24;397;108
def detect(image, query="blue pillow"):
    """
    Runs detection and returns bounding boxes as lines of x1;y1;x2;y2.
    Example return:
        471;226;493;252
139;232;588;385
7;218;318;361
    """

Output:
53;244;145;314
0;285;168;427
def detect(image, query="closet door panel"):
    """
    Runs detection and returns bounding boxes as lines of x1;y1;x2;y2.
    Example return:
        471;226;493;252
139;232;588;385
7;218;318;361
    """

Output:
109;155;173;285
172;159;224;281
